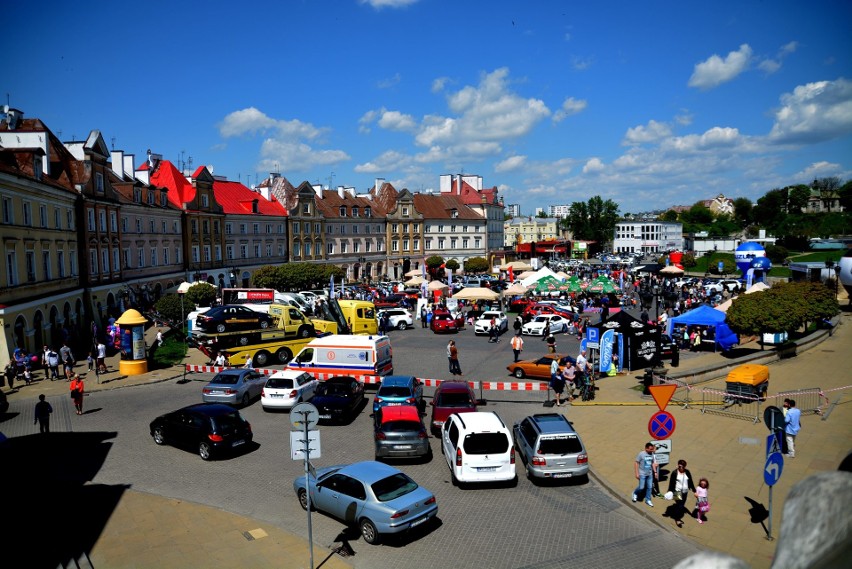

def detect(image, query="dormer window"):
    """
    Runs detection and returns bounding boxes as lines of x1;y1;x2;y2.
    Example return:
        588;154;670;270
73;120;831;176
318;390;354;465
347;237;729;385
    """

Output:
201;194;209;207
302;203;311;215
402;206;409;217
33;156;43;180
147;191;155;205
365;207;372;218
352;207;359;218
451;209;459;218
339;206;346;217
95;172;104;193
133;188;142;203
160;192;167;206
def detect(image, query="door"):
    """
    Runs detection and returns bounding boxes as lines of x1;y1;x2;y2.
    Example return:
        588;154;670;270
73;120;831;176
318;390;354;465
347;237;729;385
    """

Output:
315;474;365;521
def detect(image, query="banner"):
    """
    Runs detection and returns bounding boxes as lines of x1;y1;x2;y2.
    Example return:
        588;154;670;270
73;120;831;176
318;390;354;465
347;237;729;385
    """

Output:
329;275;335;299
447;268;453;289
746;268;754;290
599;329;615;373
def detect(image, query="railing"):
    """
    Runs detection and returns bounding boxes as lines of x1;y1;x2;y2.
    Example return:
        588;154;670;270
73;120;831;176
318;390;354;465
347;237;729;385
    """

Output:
700;387;764;424
767;388;827;416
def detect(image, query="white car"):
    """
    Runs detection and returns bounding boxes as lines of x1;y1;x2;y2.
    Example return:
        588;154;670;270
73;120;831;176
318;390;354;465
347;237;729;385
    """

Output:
474;311;509;335
261;370;318;410
378;308;414;330
522;314;570;336
704;279;741;294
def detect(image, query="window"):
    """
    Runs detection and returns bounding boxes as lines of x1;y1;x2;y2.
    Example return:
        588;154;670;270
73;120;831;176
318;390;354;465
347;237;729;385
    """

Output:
67;210;74;230
402;206;409;216
204;245;211;262
69;249;77;275
175;248;181;264
215;245;222;262
327;225;333;234
161;192;168;206
365;224;371;235
123;249;131;270
463;238;469;249
278;223;284;234
293;222;300;234
437;224;444;233
147;191;154;205
451;225;456;232
149;220;155;233
475;237;481;249
266;224;272;234
438;238;445;249
113;249;120;273
254;244;260;258
2;197;12;224
451;210;458;218
5;250;18;286
353;241;360;253
392;223;399;234
137;248;145;268
99;211;107;232
25;250;36;281
314;223;321;234
451;238;457;249
57;250;65;278
339;206;346;217
327;243;335;255
352;225;358;235
150;248;158;267
365;241;372;252
136;218;142;233
121;217;128;232
203;220;209;235
201;194;209;207
304;243;311;257
87;209;95;231
90;249;99;275
293;241;301;258
412;223;419;233
315;243;321;256
134;188;142;203
226;223;233;235
163;248;170;266
42;250;51;279
162;221;167;233
365;206;372;218
341;242;348;253
173;221;179;233
102;249;110;273
33;156;43;180
226;245;234;261
253;223;259;235
340;225;346;235
95;172;104;193
240;245;247;259
192;246;200;263
39;205;47;227
265;244;272;257
426;239;433;250
352;207;359;218
392;240;399;252
413;239;420;250
214;221;220;235
302;202;310;214
403;239;409;251
191;220;198;235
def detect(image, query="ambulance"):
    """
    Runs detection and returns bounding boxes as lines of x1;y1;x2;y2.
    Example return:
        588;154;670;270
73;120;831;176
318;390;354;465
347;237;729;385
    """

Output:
287;334;393;379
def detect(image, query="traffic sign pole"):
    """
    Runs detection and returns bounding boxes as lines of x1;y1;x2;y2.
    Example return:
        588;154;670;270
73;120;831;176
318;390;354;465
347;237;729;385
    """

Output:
292;403;319;569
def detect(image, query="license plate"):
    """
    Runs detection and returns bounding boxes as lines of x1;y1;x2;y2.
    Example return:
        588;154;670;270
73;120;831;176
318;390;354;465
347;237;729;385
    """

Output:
387;402;402;406
477;466;497;472
553;473;572;478
395;445;412;450
271;394;283;398
409;516;429;528
232;439;245;447
319;414;331;419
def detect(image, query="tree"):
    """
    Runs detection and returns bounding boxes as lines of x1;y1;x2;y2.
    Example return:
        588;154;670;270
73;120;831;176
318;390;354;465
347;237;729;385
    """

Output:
426;255;445;280
680;202;713;225
463;257;489;274
733;197;753;227
681;252;697;269
445;259;460;271
787;184;811;213
564;196;620;246
752;189;788;229
765;244;789;264
185;283;217;307
813;176;842;213
660;210;679;222
839;180;852;211
155;294;195;325
727;282;838;339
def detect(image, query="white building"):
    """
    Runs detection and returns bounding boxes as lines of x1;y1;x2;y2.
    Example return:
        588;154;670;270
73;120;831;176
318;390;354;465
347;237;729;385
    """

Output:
505;203;521;217
548;204;571;218
613;221;683;253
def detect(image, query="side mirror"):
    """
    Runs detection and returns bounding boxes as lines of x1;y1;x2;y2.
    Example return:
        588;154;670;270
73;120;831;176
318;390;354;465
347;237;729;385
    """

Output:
476;399;487;406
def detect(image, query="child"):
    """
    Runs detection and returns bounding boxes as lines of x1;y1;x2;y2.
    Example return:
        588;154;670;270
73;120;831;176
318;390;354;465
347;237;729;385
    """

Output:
87;352;95;372
694;477;710;524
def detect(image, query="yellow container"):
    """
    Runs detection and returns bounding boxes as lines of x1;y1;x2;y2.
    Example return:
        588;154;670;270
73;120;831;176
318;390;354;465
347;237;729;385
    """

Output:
726;364;769;386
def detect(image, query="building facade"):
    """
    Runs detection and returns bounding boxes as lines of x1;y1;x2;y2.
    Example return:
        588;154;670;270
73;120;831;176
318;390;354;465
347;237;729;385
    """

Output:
503;217;559;247
612;221;684;253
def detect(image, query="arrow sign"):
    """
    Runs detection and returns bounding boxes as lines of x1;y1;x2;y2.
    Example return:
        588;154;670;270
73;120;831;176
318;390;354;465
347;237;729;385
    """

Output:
648;384;677;411
764;452;784;486
648;410;676;440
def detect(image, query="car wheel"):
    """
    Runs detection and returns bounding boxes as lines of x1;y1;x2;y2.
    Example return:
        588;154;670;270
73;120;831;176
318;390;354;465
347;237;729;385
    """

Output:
397;321;407;330
360;518;380;545
513;368;525;379
298;325;313;338
241;393;250;407
275;348;293;364
260;320;270;329
254;351;270;367
216;324;226;333
199;441;212;461
152;427;166;445
297;488;313;511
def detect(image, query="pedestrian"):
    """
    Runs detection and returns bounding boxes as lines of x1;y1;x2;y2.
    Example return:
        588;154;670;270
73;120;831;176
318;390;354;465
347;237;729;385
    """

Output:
4;361;15;390
47;348;60;380
447;340;462;376
41;345;51;380
545;334;556;354
420;306;427;328
70;374;85;415
694;477;710;524
513;316;522;333
550;358;567;407
576;349;590;380
783;398;801;458
510;333;524;362
60;342;75;379
97;340;107;374
214;352;226;367
665;459;696;528
34;394;53;433
156;329;164;347
23;366;32;386
488;317;499;343
87;351;95;372
561;359;576;401
632;442;658;507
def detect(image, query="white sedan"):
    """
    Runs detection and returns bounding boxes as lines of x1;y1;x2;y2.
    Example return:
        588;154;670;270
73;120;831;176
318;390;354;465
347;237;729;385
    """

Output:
522;314;570;336
261;370;318;410
378;308;414;330
474;311;509;335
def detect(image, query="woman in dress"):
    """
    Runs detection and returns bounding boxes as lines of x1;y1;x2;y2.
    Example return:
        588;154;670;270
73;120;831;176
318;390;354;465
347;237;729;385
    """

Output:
70;374;85;415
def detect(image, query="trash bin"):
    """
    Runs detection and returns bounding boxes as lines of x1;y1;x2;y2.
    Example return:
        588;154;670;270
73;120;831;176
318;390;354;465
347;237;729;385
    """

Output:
653;367;668;385
642;368;668;394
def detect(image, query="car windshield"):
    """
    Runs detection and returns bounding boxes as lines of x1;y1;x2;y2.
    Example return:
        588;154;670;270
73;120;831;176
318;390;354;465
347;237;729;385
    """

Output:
538;436;583;455
436;392;473;407
372;473;418;502
377;386;411;397
380;420;422;433
316;383;346;396
433;314;451;321
211;374;239;385
532;316;548;323
463;433;509;455
267;377;294;389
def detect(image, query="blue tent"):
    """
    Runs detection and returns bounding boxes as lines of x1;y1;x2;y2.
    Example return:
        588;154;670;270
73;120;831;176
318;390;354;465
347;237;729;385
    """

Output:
667;305;738;351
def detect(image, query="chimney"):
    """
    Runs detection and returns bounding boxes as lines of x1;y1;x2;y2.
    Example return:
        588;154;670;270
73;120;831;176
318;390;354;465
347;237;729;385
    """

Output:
2;105;23;129
110;150;125;177
375;178;384;192
338;186;345;199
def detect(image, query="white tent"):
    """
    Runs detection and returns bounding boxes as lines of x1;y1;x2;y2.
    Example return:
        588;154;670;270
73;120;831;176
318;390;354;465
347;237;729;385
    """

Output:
520;266;560;288
716;282;770;312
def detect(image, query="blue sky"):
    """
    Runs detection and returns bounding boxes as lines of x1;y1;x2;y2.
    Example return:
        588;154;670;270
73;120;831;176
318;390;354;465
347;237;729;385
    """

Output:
5;0;851;215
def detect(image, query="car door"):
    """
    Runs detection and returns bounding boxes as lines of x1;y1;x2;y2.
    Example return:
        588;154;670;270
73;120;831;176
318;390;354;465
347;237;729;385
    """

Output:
534;357;553;378
515;418;535;463
298;373;318;400
315;473;365;521
247;372;265;398
442;418;458;470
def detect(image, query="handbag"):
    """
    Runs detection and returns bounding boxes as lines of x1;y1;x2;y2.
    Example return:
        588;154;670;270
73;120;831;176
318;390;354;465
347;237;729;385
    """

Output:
698;501;710;513
71;388;80;398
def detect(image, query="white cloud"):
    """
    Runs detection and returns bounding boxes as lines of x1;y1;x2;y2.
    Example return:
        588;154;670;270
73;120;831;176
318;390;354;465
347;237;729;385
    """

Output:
623;119;672;145
494;155;527;172
553;97;587;122
582;157;605;173
758;59;781;74
257;138;349;173
219;107;324;140
792;161;844;182
431;77;449;93
688;44;752;90
377;73;401;89
758;40;799;75
354;150;411;173
360;0;418;9
378;110;417;131
768;78;852;144
571;55;594;71
675;111;693;126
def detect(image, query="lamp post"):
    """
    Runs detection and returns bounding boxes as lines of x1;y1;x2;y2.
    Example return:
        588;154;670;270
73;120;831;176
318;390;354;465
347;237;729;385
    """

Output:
653;284;662;323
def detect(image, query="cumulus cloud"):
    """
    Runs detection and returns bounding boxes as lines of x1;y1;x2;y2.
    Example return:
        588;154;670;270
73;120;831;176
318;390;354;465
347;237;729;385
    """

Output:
359;0;418;9
688;44;752;90
378;110;417;131
257;138;349;173
623;120;673;145
792;161;844;182
219;107;324;139
354;150;411;173
378;73;401;89
494;155;527;173
768;78;852;144
431;77;449;93
582;157;605;174
553;97;587;122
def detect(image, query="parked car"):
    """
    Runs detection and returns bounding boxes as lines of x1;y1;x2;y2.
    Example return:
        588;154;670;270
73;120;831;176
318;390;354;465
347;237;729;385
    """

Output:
703;279;741;294
309;376;365;423
520;303;573;323
513;413;589;481
507;297;533;313
374;294;405;309
440;411;517;486
195;305;274;333
374;405;432;460
378;308;414;330
150;403;253;461
294;461;437;544
522;314;571;336
260;369;319;411
430;310;461;334
201;369;267;407
473;311;509;336
506;354;576;380
372;375;424;414
429;380;480;435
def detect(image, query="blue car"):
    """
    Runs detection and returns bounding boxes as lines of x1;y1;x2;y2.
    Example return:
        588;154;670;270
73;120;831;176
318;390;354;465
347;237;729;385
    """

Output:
294;461;438;544
372;375;424;414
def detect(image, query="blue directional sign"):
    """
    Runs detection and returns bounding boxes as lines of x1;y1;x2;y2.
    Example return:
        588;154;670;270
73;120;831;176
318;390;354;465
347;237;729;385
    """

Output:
766;432;783;457
586;327;599;344
764;452;784;486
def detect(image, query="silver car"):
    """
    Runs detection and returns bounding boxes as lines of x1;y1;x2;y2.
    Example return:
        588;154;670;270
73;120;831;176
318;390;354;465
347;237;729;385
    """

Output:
201;369;267;407
513;413;589;481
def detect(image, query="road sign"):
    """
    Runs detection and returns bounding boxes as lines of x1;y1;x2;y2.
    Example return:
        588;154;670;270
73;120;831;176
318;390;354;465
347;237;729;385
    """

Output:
291;402;319;431
656;453;670;466
648;384;677;411
763;406;785;433
766;432;783;457
291;430;321;460
586;327;599;344
653;439;672;454
764;452;784;486
587;342;600;349
648;410;676;440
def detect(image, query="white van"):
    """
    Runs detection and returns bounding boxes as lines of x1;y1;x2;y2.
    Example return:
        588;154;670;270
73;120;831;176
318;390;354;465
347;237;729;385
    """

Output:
287;334;393;378
441;411;517;487
275;291;313;315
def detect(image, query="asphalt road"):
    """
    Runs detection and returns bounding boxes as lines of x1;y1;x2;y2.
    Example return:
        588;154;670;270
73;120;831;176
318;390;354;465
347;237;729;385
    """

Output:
64;317;702;569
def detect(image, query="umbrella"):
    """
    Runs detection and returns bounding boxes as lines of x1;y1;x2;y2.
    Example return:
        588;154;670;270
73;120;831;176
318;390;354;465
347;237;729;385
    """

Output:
500;261;533;271
404;276;426;286
405;269;422;277
504;283;529;295
660;265;684;275
534;276;562;293
453;287;499;301
427;280;450;291
564;276;583;293
587;276;620;294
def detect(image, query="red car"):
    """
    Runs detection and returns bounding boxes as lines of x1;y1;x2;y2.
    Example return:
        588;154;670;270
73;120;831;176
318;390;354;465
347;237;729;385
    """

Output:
374;294;405;309
430;310;462;333
508;297;533;313
429;380;481;434
520;303;571;323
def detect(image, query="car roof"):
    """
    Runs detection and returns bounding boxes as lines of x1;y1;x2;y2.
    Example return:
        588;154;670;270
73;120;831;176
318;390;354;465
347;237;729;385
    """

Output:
451;411;508;432
338;460;405;484
381;375;416;386
182;403;241;417
435;380;472;393
528;413;576;435
378;405;421;424
326;375;358;383
268;369;315;380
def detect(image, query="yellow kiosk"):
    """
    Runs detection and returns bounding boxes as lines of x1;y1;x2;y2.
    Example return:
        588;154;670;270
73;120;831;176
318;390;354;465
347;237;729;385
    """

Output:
115;309;149;376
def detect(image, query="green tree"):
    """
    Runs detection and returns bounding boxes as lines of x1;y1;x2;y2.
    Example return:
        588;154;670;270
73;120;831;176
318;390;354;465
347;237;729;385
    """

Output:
812;176;842;213
787;184;811;213
445;259;460;271
463;257;489;273
426;255;445;280
155;294;196;325
733;197;753;227
660;210;679;222
185;283;217;307
752;188;788;229
681;202;713;225
764;244;789;264
564;196;619;246
681;252;697;269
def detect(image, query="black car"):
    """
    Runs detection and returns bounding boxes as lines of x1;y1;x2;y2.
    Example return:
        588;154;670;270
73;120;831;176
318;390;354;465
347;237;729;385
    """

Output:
195;305;274;334
309;376;365;423
149;403;253;460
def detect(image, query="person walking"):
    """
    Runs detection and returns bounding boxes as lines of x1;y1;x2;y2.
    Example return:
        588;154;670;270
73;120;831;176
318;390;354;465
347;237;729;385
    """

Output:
550;358;567;406
70;374;85;415
665;459;696;528
60;342;75;380
513;316;522;333
4;361;15;390
561;359;576;401
155;329;164;348
784;398;801;458
510;333;524;362
46;348;61;380
420;306;428;328
34;394;53;433
214;352;226;367
694;477;710;524
545;333;556;354
632;442;658;507
447;340;462;376
96;340;107;374
41;345;51;380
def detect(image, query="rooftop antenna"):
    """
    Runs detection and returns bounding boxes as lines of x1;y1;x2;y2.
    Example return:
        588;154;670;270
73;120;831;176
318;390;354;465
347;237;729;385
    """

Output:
180;150;186;171
111;136;116;150
329;171;335;189
187;156;193;171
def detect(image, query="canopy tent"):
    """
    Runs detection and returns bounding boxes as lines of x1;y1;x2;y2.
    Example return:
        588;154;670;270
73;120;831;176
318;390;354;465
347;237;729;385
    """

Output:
586;276;620;294
405;269;423;277
716;281;770;312
520;266;560;287
516;271;536;280
634;263;664;273
453;287;499;301
504;282;529;295
427;280;450;291
500;260;533;271
404;276;426;286
666;305;738;351
660;265;684;275
590;310;661;370
564;276;583;293
534;275;563;293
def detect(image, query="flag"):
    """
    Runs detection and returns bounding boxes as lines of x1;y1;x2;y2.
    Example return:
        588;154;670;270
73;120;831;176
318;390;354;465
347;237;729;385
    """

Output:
599;329;615;373
329;275;335;299
508;266;514;282
447;268;453;289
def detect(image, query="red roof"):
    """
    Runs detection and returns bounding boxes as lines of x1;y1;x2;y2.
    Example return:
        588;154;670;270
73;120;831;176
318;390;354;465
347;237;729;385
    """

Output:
451;179;499;206
146;159;195;207
213;179;287;216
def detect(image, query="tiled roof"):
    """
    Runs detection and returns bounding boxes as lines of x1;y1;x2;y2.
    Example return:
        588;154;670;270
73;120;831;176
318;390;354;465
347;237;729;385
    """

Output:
314;189;387;219
213;179;287;216
146;159;195;207
412;193;483;220
452;179;499;205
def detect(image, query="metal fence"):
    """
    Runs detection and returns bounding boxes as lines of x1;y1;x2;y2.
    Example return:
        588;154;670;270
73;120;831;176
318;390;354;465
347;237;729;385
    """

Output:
698;387;765;423
766;388;825;416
